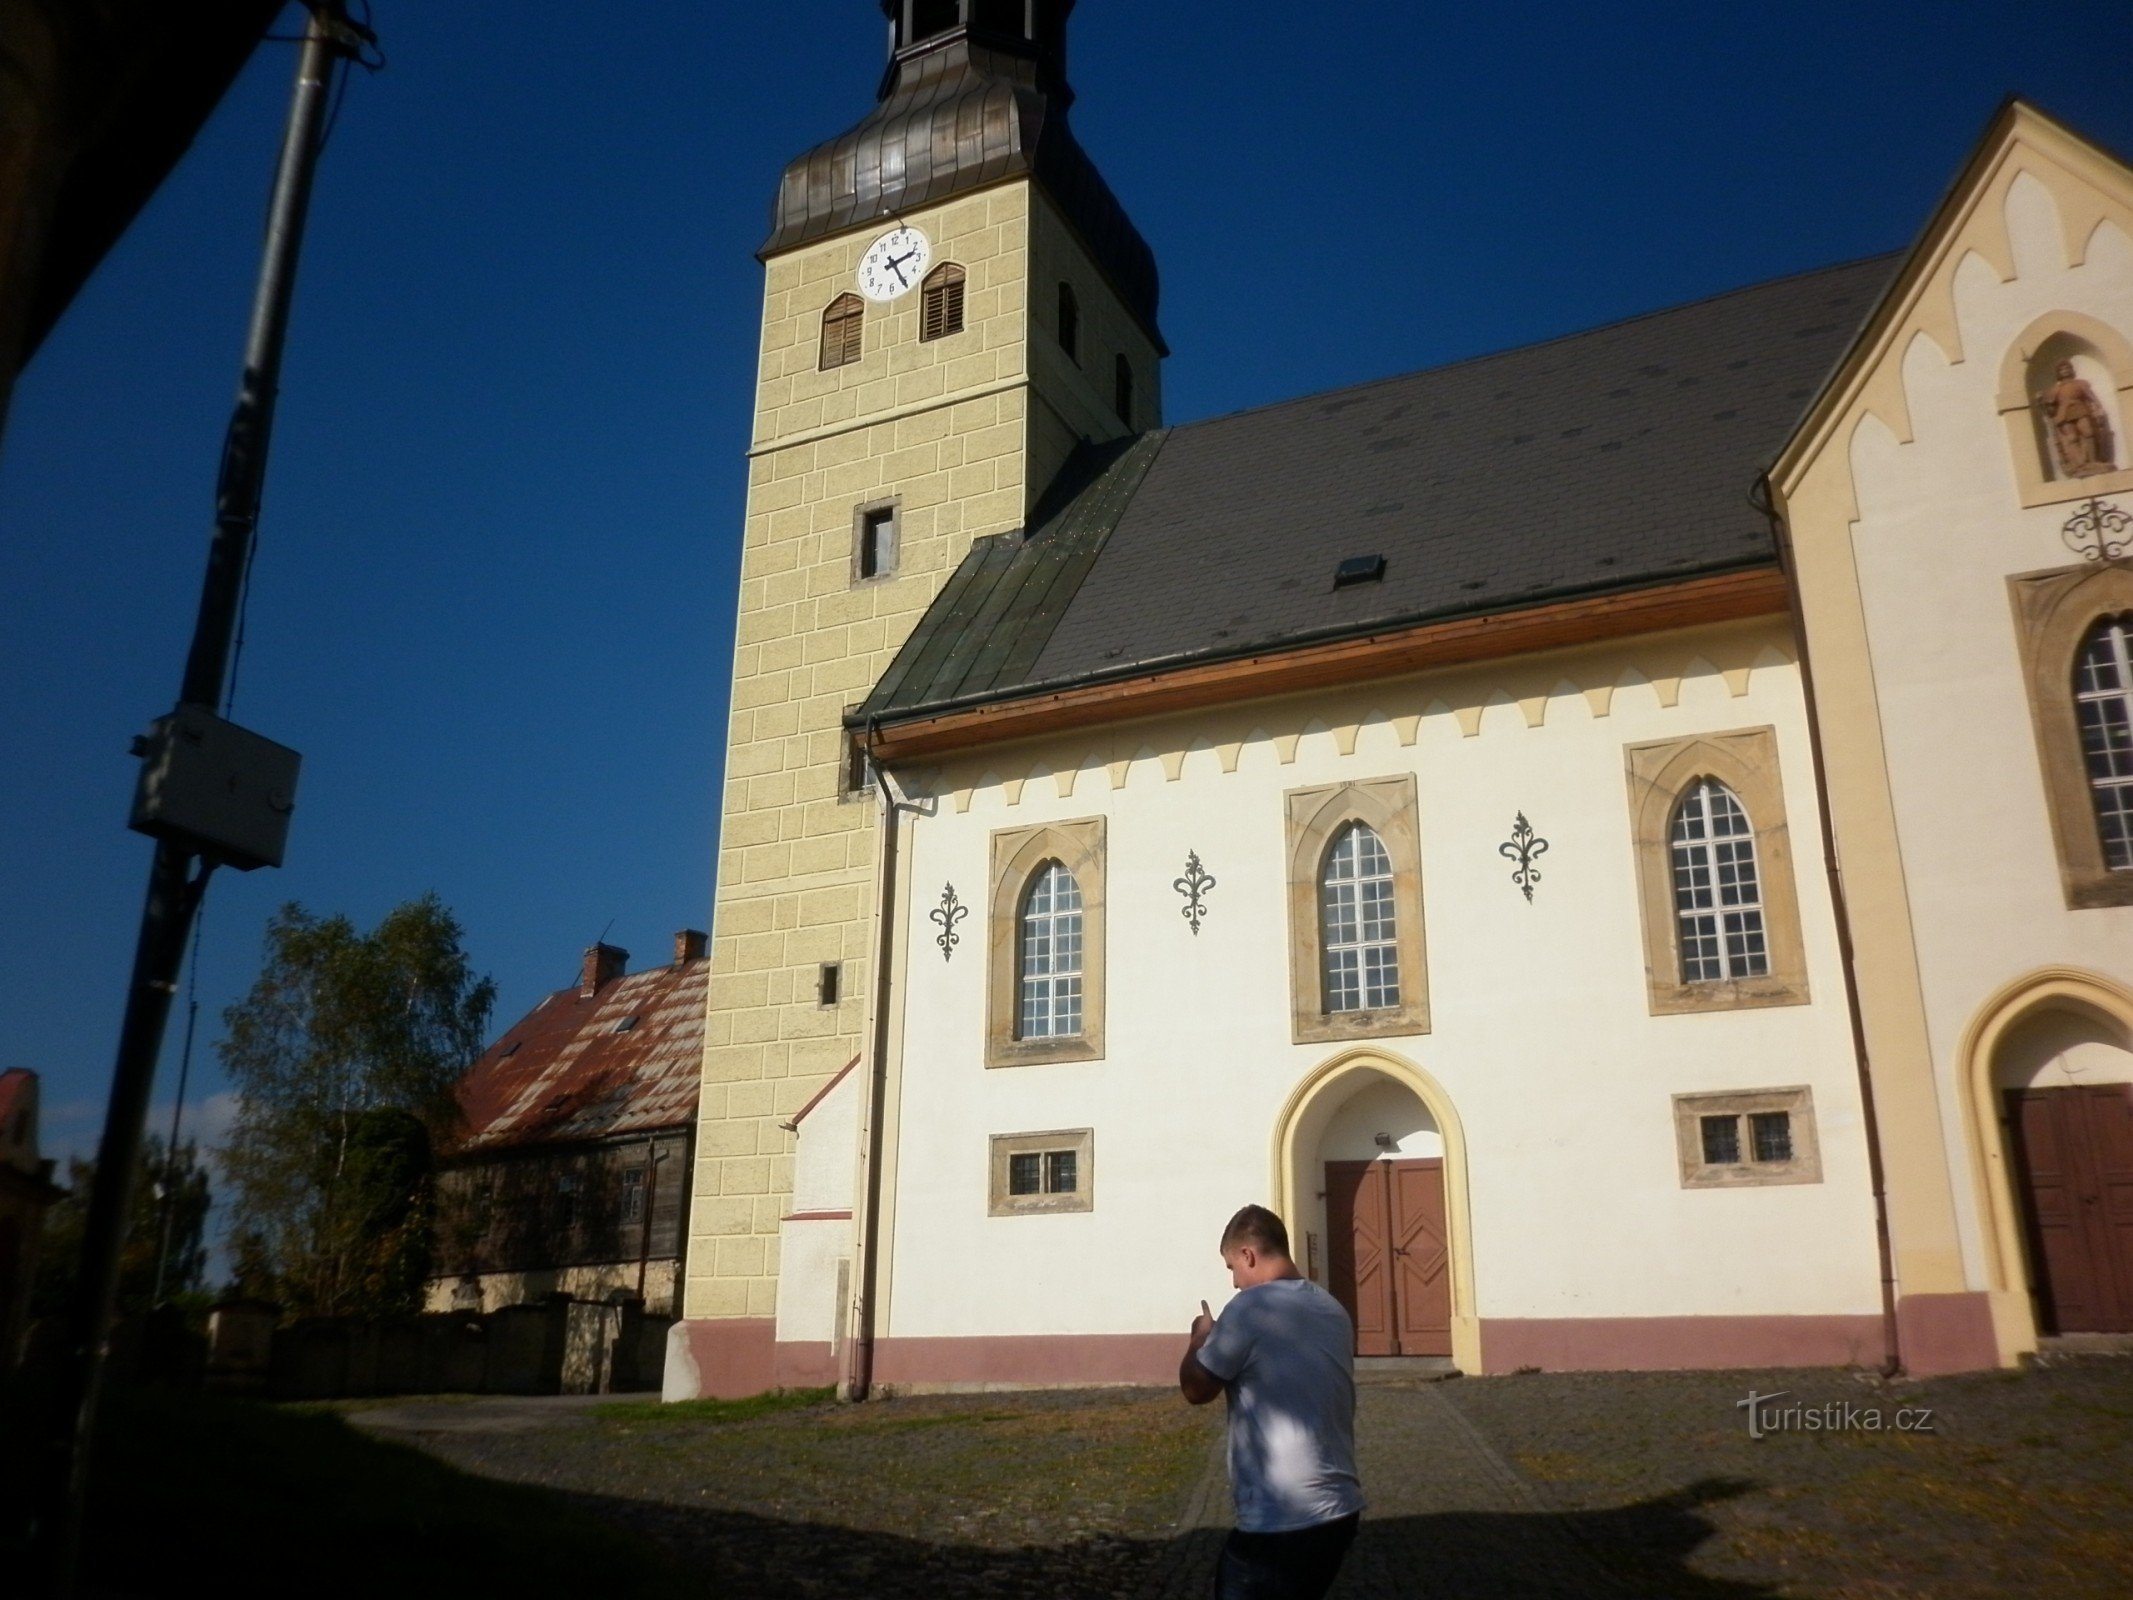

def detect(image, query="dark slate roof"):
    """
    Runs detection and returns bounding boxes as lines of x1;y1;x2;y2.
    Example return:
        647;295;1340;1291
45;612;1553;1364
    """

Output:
857;254;1897;726
762;32;1163;350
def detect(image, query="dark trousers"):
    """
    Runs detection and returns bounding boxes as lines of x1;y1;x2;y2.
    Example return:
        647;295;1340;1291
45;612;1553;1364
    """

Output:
1214;1512;1359;1600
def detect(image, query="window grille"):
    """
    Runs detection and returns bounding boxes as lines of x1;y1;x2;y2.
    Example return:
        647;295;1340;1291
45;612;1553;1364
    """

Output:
1057;281;1079;363
1017;861;1084;1038
1750;1111;1793;1163
819;293;863;370
1006;1148;1079;1197
920;263;965;341
1669;779;1769;982
1700;1115;1741;1166
1321;822;1400;1012
2076;614;2133;870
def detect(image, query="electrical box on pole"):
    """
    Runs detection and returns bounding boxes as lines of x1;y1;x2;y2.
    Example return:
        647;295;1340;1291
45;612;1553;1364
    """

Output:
127;705;300;870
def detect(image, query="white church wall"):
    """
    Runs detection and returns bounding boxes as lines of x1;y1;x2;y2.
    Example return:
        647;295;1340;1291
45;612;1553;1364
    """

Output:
1841;172;2133;1287
774;1067;857;1349
876;616;1883;1357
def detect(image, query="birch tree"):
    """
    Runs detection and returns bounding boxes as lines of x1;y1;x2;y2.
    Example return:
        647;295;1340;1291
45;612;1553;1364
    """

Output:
217;895;494;1315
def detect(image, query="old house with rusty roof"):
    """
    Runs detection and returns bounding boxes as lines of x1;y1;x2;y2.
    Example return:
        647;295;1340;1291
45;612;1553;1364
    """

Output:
428;934;706;1318
672;0;2133;1400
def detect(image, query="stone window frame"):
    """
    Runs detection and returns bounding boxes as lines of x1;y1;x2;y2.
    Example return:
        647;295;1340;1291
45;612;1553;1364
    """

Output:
987;1128;1094;1217
987;816;1105;1067
1672;1086;1822;1189
1625;727;1810;1015
1994;311;2133;510
852;496;900;586
2008;559;2133;908
1284;775;1430;1044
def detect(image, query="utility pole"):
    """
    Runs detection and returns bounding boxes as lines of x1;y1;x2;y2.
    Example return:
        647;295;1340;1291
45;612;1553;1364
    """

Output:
27;6;371;1593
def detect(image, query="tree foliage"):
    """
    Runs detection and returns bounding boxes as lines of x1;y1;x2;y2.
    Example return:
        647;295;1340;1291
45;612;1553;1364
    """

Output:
217;895;494;1317
32;1136;211;1320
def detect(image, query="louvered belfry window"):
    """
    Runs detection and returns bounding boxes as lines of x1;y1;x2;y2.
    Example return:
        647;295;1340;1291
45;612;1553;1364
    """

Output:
920;263;966;342
819;293;864;370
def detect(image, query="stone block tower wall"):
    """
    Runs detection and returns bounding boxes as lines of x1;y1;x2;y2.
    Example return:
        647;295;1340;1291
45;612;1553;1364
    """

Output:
682;169;1163;1363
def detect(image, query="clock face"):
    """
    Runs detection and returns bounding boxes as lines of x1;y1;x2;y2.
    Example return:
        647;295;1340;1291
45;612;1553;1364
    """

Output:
856;226;931;302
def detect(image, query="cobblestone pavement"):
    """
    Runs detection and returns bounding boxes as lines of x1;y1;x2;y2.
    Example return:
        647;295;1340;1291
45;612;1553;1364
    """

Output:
369;1355;2133;1599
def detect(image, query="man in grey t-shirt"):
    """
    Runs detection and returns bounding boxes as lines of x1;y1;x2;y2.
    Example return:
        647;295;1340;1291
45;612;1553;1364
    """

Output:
1180;1204;1363;1600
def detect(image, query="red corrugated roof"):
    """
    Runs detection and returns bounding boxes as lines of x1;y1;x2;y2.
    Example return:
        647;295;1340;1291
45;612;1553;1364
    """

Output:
449;958;705;1154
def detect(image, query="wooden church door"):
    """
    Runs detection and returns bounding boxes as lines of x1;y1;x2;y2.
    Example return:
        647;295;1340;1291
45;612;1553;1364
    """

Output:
1325;1158;1452;1357
2008;1085;2133;1334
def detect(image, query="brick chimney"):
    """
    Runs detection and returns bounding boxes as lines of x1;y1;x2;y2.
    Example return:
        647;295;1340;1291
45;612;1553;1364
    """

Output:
673;928;708;965
580;942;629;996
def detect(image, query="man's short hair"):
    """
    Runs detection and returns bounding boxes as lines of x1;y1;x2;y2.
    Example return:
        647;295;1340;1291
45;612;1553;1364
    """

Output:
1220;1204;1290;1258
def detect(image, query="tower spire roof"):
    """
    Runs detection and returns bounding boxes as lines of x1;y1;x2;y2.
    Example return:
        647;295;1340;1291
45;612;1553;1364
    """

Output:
762;0;1161;348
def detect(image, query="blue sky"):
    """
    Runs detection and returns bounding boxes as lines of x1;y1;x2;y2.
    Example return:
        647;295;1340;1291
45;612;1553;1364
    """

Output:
5;1;2132;1186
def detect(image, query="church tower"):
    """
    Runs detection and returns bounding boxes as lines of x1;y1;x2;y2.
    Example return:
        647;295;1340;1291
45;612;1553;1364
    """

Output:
678;0;1164;1386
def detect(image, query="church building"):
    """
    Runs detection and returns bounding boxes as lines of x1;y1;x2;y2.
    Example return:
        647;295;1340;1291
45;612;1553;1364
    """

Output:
669;0;2133;1399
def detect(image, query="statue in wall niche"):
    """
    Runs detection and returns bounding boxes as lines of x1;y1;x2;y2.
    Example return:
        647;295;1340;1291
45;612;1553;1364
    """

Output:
2034;359;2118;478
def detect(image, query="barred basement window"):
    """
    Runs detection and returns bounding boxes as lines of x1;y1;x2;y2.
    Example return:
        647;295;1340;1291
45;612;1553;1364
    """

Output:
1114;354;1133;424
989;1128;1094;1215
1674;1088;1820;1188
1057;281;1079;364
920;262;966;341
820;292;864;370
2075;614;2133;870
1018;861;1084;1039
1322;823;1400;1012
1669;779;1769;983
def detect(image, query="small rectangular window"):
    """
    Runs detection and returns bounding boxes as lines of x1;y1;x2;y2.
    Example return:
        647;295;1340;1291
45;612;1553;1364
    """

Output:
1699;1115;1740;1166
1674;1088;1821;1188
989;1128;1095;1215
855;504;897;582
1750;1111;1793;1163
842;726;873;796
818;962;841;1006
620;1166;646;1226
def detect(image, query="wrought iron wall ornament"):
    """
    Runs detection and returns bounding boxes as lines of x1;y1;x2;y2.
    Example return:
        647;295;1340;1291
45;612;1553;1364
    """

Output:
1173;850;1217;935
930;882;967;961
1498;812;1549;903
2062;496;2132;562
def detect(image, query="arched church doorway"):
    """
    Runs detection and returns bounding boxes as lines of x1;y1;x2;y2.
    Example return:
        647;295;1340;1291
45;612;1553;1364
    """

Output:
1273;1052;1474;1365
1995;1004;2133;1334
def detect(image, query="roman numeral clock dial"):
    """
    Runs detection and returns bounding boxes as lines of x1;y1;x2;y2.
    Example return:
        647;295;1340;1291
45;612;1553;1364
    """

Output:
857;225;930;302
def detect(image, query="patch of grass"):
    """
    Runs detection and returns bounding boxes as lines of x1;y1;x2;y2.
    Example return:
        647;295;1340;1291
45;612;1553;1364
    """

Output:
591;1384;834;1425
82;1387;674;1598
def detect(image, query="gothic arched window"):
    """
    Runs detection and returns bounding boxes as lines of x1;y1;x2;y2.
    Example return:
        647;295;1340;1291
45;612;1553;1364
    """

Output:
2075;613;2133;871
819;293;863;370
1669;779;1770;983
1321;822;1400;1013
1017;861;1084;1039
920;262;966;342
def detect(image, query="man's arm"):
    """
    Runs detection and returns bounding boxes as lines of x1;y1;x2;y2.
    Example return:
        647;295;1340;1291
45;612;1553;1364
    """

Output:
1179;1300;1224;1405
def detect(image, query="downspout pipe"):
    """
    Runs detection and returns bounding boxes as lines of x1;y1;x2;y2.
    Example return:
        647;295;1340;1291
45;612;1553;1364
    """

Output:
843;735;911;1401
1754;472;1904;1379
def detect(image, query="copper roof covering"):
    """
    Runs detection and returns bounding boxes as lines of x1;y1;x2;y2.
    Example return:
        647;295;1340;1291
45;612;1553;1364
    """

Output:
449;958;705;1155
762;18;1162;350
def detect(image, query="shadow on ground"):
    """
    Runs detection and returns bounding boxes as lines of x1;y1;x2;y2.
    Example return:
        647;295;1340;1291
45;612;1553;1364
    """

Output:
564;1474;1773;1599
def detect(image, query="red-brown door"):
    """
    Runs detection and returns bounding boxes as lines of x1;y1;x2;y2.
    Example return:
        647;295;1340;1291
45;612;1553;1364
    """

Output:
1326;1161;1394;1355
2007;1085;2133;1334
1325;1158;1451;1356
